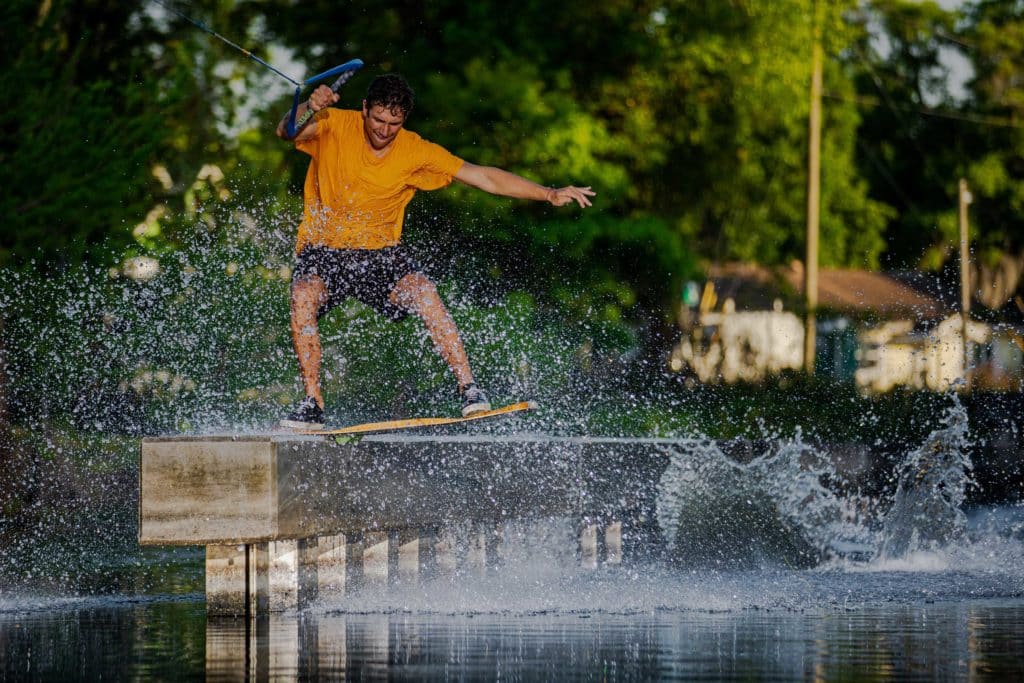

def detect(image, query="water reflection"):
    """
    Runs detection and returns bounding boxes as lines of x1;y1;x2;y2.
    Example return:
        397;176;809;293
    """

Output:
202;603;1024;681
3;600;1024;680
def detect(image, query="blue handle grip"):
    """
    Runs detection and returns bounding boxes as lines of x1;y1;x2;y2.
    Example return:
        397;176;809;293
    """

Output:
303;58;364;86
285;59;365;139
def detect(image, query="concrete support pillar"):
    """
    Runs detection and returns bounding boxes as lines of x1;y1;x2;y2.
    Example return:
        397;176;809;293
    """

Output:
206;543;269;616
393;529;424;583
464;522;500;576
317;533;347;594
268;538;319;611
605;521;623;565
579;524;597;569
415;527;439;580
466;526;486;576
484;523;501;571
386;530;401;586
579;521;610;569
207;539;320;615
363;531;389;584
249;544;270;614
343;532;365;593
206;544;245;616
434;527;458;574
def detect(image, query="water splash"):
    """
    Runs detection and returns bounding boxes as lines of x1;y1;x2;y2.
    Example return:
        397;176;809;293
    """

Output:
654;399;978;568
877;399;973;560
655;436;874;568
0;194;1013;610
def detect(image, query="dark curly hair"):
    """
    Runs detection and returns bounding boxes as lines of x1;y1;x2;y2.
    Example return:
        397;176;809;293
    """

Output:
365;74;415;117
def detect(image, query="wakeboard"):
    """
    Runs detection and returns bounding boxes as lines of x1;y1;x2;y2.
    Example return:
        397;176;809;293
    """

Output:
298;400;538;436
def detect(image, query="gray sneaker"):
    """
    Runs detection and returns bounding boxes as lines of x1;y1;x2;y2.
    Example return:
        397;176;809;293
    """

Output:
461;383;491;417
279;396;325;430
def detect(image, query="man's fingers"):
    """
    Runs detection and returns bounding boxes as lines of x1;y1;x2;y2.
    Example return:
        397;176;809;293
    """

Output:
549;186;595;208
573;187;593;207
563;186;594;208
309;85;340;112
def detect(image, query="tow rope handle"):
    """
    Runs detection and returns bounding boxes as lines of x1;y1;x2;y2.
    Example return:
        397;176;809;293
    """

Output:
285;59;364;139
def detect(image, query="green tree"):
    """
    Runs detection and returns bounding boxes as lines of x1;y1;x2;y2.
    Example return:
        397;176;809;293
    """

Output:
847;0;1024;308
646;0;891;269
847;0;965;269
0;0;163;268
960;0;1024;291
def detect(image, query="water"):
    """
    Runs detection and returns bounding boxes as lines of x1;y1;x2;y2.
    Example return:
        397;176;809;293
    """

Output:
2;566;1024;680
2;423;1024;678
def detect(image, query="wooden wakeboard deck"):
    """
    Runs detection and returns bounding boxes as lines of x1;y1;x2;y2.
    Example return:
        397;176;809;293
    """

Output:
300;400;538;436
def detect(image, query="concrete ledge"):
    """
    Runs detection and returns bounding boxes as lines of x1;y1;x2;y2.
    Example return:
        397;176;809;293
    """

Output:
140;433;676;615
140;434;672;546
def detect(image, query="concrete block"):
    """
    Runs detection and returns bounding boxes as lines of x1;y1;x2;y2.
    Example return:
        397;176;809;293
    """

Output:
142;439;277;544
143;434;685;614
141;435;675;548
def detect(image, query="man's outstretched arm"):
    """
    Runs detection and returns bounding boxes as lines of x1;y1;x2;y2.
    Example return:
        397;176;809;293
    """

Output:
454;162;595;208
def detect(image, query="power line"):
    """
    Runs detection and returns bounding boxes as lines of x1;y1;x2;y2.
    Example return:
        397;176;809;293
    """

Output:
859;0;981;51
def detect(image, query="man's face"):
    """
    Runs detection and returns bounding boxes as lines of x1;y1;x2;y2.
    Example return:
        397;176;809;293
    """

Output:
361;101;406;150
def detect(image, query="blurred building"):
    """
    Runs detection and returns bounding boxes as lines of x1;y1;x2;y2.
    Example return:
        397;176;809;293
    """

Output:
670;262;1024;393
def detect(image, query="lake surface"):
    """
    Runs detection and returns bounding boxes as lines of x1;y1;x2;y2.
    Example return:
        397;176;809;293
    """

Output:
3;555;1024;680
2;413;1022;680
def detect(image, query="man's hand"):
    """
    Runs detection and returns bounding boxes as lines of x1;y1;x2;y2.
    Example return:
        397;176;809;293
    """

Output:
308;84;340;112
276;84;340;140
546;186;596;208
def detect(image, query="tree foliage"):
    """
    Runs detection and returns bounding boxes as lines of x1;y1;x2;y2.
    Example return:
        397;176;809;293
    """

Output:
0;0;163;267
961;0;1024;275
850;0;1024;290
2;0;1023;322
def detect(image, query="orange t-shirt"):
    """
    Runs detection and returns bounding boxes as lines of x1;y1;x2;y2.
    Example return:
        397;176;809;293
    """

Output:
294;109;465;251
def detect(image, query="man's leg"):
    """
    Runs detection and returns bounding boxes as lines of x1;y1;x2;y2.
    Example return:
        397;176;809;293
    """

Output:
389;272;475;390
290;276;328;408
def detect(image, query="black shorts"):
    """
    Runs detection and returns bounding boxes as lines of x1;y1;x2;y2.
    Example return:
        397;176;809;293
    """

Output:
292;245;421;321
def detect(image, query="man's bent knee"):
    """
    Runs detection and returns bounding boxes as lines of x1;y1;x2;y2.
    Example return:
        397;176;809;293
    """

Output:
391;272;439;310
292;275;326;297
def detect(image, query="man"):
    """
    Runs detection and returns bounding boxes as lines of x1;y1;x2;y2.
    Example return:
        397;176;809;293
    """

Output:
276;74;594;429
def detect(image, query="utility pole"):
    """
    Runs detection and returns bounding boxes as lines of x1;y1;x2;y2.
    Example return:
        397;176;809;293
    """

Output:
959;178;973;388
804;0;824;374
